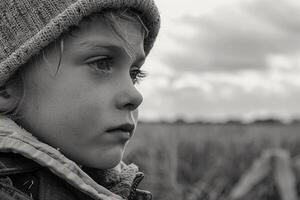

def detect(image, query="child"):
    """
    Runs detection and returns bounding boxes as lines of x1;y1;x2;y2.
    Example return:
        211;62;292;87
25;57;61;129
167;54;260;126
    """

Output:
0;0;160;200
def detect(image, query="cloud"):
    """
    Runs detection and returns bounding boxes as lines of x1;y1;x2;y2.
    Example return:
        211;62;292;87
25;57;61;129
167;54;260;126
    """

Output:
139;78;300;121
139;0;300;121
139;66;300;121
162;0;300;73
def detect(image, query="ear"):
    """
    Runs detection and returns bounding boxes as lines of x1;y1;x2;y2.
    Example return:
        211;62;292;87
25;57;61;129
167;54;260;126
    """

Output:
0;79;23;113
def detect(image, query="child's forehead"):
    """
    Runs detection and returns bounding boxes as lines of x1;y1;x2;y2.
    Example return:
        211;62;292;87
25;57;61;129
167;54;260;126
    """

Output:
60;16;145;61
64;15;145;55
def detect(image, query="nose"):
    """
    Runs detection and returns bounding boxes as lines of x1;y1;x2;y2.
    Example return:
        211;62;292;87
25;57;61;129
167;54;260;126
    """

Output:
115;82;143;111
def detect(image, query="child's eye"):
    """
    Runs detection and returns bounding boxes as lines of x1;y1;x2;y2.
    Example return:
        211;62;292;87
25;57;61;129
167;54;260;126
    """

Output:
130;67;147;84
86;56;113;73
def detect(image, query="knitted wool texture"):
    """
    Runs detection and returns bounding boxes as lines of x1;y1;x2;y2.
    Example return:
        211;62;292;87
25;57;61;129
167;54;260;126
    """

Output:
0;0;160;86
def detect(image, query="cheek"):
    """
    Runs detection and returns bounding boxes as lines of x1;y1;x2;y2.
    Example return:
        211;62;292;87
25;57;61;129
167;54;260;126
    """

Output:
62;97;104;133
21;76;109;139
44;87;107;133
133;109;139;122
18;61;118;144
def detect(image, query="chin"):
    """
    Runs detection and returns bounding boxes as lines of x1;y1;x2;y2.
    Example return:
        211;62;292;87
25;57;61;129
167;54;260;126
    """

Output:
79;147;125;169
87;157;122;169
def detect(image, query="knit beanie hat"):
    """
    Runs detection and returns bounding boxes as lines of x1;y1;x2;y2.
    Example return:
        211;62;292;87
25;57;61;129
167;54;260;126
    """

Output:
0;0;160;86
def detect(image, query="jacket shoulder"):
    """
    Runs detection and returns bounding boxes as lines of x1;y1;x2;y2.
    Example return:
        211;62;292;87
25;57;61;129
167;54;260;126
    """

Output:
0;178;33;200
0;153;41;200
0;152;40;176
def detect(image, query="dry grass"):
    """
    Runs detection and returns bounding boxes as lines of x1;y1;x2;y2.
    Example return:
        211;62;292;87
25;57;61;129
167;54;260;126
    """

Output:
124;122;300;200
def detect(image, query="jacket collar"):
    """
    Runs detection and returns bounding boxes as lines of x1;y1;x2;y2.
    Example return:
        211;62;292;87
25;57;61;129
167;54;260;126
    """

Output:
0;116;139;200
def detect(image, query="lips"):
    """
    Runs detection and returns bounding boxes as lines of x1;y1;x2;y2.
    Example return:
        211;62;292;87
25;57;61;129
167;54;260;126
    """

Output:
106;123;135;138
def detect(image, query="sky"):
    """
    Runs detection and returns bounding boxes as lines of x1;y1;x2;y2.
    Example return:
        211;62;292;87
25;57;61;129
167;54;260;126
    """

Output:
138;0;300;122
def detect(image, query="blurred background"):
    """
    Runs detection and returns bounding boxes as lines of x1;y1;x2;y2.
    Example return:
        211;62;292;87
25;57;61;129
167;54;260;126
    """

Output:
124;0;300;199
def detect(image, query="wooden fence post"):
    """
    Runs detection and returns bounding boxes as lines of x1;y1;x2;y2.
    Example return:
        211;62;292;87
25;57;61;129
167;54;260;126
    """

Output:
230;148;298;200
273;149;297;200
229;150;272;199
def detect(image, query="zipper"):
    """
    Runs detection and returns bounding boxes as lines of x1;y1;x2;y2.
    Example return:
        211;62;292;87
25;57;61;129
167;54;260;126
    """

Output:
128;172;153;200
128;172;144;200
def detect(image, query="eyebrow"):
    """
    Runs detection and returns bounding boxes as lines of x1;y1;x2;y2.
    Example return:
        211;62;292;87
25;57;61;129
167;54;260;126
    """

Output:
79;40;146;63
79;41;109;50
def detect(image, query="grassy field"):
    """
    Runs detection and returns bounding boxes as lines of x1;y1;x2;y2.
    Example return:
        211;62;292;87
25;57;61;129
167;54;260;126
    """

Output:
124;122;300;200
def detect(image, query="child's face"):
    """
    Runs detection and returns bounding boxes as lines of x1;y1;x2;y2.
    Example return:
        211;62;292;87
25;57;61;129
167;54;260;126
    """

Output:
16;15;145;169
